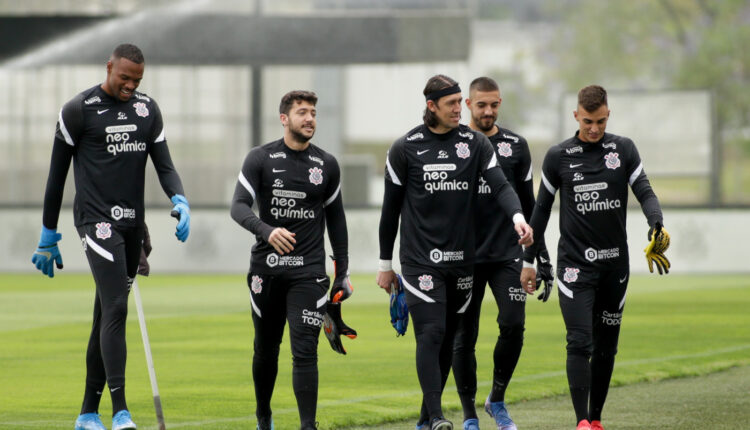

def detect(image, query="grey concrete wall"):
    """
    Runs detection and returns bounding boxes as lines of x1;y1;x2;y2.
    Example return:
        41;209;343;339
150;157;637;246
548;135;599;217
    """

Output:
3;208;745;275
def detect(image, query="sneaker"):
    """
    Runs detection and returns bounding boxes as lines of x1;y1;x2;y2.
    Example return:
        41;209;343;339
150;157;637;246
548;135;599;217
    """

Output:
112;410;136;430
484;397;517;430
576;419;592;430
431;417;453;430
257;416;274;430
416;419;429;430
590;420;604;430
74;413;107;430
463;417;480;430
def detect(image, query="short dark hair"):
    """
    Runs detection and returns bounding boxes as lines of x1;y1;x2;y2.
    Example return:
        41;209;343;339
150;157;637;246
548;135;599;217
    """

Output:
469;76;499;93
112;43;144;64
422;74;458;127
578;85;608;112
279;90;318;115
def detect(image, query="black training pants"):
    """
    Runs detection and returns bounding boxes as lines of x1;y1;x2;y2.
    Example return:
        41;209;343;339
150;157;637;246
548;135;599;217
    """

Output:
248;270;329;427
77;223;143;393
453;259;525;410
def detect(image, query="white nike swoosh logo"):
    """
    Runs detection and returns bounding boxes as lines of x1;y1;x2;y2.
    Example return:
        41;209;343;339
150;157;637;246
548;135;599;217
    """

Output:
110;387;121;392
570;163;582;168
417;149;430;155
514;258;520;262
316;278;327;283
619;276;628;283
97;109;109;114
272;168;286;173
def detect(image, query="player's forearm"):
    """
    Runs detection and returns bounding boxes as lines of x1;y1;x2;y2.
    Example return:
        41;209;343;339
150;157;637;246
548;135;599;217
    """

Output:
523;184;555;262
150;142;185;198
378;180;403;260
230;190;274;240
325;194;349;261
484;167;523;221
631;175;663;227
41;139;74;229
518;177;536;222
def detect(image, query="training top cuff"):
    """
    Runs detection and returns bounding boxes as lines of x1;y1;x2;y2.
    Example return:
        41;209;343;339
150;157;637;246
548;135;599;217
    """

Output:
512;213;526;225
523;261;536;269
378;259;392;272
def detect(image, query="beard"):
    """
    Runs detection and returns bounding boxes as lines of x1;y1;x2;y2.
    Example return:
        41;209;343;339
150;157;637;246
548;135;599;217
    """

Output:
474;116;496;132
289;125;315;144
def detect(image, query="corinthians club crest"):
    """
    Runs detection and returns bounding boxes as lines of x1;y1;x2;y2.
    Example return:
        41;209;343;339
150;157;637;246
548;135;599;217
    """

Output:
95;222;112;240
563;267;580;283
604;152;621;170
497;142;512;158
133;102;149;118
455;142;470;159
418;274;434;291
309;167;323;185
251;275;263;294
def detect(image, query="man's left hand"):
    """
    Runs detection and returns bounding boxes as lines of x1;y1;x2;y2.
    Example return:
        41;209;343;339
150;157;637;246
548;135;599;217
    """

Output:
170;194;190;242
536;248;554;302
330;256;353;303
644;222;671;275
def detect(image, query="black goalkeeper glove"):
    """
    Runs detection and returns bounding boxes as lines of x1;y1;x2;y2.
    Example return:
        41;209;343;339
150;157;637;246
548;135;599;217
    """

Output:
330;256;353;303
645;222;671;275
323;302;357;355
535;247;554;302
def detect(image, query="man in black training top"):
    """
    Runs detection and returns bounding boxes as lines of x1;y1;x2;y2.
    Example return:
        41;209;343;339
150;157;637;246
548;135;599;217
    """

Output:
31;43;191;430
231;90;352;430
376;74;533;430
451;77;554;430
521;85;669;430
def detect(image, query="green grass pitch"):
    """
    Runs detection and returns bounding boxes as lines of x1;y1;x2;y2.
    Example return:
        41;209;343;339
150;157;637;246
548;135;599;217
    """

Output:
1;273;748;429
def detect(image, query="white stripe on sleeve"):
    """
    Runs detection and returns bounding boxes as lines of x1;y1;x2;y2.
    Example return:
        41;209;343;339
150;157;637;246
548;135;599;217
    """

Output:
154;128;166;143
323;183;341;207
486;152;498;169
385;154;403;186
541;172;557;195
238;172;256;200
628;162;644;186
524;165;533;182
58;110;75;146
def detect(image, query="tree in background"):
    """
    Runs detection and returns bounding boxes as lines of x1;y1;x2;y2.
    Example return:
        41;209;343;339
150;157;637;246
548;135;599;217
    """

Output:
549;0;750;202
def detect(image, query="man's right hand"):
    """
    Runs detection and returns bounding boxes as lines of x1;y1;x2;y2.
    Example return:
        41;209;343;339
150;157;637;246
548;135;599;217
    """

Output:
376;270;398;294
267;227;296;255
31;226;64;278
515;221;534;246
521;266;536;294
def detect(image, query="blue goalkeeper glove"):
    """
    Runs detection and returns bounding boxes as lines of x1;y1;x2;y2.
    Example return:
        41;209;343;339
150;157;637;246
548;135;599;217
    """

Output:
389;274;409;336
31;226;64;278
170;194;190;242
